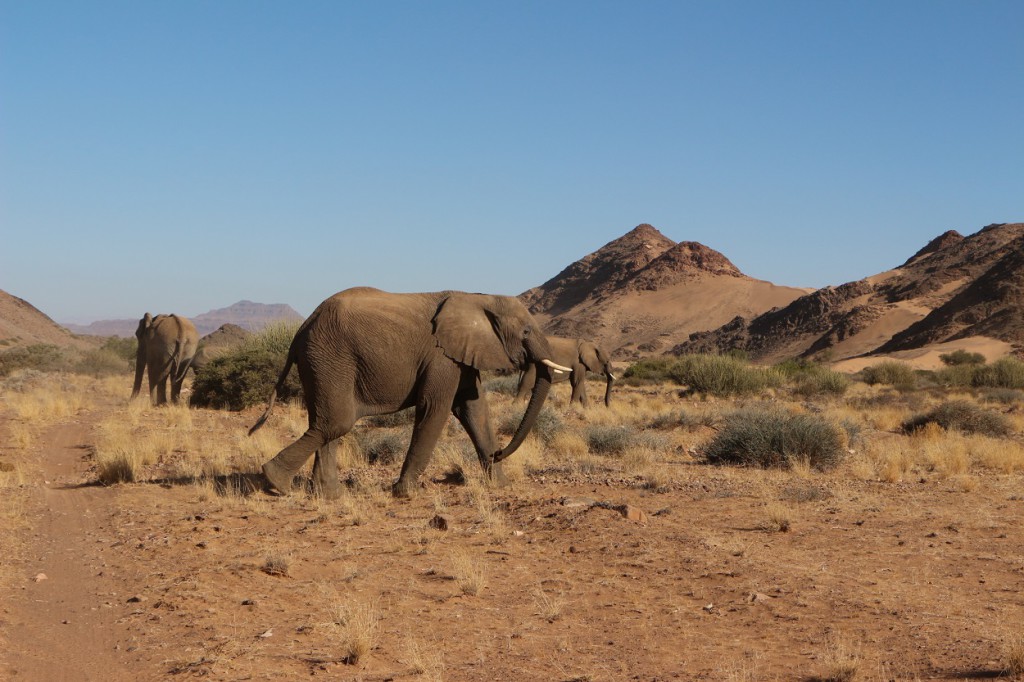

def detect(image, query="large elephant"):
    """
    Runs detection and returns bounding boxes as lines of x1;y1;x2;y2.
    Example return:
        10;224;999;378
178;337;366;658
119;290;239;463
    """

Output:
514;335;615;407
131;313;199;406
249;287;571;498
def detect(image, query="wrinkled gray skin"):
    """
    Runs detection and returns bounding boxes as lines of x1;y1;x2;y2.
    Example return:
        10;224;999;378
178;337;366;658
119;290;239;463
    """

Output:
515;335;615;407
131;313;199;406
250;287;561;499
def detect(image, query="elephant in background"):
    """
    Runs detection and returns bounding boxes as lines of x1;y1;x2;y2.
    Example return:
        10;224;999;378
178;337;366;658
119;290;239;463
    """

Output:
131;313;199;406
249;287;571;499
515;335;616;407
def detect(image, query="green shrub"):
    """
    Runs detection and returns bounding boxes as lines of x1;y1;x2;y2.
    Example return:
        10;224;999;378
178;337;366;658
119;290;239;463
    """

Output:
622;357;677;383
702;408;846;471
859;361;916;388
902;400;1013;438
73;348;133;377
674;354;783;397
939;349;986;366
934;364;978;388
980;388;1024;405
972;358;1024;389
791;367;851;397
190;322;302;410
0;344;73;376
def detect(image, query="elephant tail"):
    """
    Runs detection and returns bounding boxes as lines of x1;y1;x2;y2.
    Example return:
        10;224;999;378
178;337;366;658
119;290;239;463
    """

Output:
170;338;194;386
248;349;296;436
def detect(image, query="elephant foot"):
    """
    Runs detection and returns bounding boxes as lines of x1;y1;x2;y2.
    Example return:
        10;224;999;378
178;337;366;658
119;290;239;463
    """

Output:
313;480;343;501
262;460;295;496
391;478;419;499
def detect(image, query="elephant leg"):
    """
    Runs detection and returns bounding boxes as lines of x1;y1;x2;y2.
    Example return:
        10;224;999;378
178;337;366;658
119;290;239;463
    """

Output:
570;369;589;407
311;439;342;500
150;364;172;406
393;403;454;498
263;429;328;495
452;386;507;487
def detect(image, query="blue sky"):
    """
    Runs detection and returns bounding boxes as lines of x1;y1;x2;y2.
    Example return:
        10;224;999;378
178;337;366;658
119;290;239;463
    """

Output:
2;1;1021;323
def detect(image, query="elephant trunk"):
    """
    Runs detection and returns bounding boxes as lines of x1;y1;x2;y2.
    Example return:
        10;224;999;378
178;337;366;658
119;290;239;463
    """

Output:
603;369;615;407
493;362;552;463
131;341;146;400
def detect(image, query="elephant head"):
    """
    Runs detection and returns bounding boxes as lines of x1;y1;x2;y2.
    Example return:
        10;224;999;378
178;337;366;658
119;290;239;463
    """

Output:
576;340;616;407
433;293;564;462
130;313;155;401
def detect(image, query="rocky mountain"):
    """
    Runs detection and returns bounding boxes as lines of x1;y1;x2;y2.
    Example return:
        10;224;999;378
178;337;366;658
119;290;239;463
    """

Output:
64;301;304;338
677;223;1024;363
0;289;96;350
521;224;809;359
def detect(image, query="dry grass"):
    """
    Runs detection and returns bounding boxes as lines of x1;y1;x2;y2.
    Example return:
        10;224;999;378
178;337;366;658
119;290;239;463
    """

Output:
260;553;291;576
759;501;793;533
818;634;862;681
533;586;566;622
1005;634;1024;676
324;590;381;665
450;549;487;596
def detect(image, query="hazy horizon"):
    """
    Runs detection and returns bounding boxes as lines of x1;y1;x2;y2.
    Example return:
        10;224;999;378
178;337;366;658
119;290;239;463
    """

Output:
3;2;1021;323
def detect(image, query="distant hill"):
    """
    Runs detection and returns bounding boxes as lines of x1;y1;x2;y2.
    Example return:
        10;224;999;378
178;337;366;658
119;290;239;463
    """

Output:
63;301;304;338
676;223;1024;364
521;224;809;359
0;289;95;350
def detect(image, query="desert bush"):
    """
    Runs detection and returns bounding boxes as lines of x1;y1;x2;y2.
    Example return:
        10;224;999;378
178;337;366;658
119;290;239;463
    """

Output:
356;429;407;465
788;365;851;397
702;408;846;471
622;357;678;383
364;408;416;428
73;347;132;377
972;357;1024;389
190;322;301;410
980;388;1024;405
859;361;916;388
934;363;977;388
673;354;783;397
586;425;635;455
902;400;1013;438
0;344;73;376
498;405;563;443
483;373;521;396
939;349;986;366
649;409;702;430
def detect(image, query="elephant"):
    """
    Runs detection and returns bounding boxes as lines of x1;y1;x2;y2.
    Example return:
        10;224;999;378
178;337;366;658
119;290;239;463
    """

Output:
514;335;616;407
249;287;572;499
131;313;199;406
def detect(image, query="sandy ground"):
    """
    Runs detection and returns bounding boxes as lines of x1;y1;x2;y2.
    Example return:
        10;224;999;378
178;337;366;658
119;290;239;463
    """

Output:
2;379;1024;681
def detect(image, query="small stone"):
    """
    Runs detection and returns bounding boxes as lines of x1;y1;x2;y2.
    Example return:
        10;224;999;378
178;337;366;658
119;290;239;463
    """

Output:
126;595;145;603
34;573;48;583
428;515;449;531
242;599;256;606
560;496;598;509
619;505;648;523
258;628;273;639
749;592;770;603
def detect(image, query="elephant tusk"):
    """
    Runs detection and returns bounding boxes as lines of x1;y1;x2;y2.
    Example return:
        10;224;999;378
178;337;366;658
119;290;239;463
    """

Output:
542;358;573;373
607;373;617;381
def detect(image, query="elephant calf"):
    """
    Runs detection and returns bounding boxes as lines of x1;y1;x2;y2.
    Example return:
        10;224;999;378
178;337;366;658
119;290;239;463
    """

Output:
250;287;571;498
131;313;199;406
515;335;616;407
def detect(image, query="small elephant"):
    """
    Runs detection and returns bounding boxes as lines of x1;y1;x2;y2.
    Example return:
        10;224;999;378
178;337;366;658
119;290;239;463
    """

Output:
131;313;199;406
515;335;616;407
249;287;572;498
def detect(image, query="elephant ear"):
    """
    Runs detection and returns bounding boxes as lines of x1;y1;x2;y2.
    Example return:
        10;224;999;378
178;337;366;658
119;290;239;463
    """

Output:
578;341;600;371
433;294;515;371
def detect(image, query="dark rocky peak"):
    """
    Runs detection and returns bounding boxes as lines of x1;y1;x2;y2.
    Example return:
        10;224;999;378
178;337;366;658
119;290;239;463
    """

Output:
521;224;676;315
626;241;743;292
902;230;964;266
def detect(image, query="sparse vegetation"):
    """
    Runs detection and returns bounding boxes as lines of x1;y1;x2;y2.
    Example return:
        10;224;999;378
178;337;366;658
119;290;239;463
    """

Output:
190;322;302;410
703;408;846;471
902;399;1013;437
859;361;916;389
939;349;986;366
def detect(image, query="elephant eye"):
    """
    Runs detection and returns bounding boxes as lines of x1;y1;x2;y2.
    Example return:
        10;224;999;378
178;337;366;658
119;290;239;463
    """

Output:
522;328;531;338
